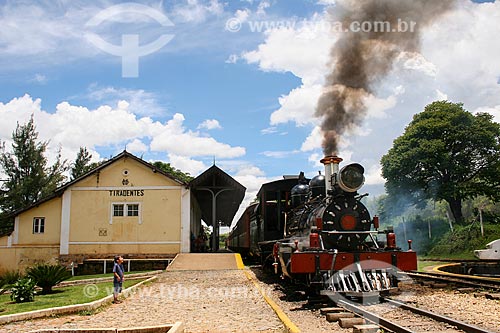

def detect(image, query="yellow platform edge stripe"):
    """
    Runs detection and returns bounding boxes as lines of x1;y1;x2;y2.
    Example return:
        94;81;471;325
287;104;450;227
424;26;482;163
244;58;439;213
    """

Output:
235;253;245;270
234;254;301;333
432;263;500;282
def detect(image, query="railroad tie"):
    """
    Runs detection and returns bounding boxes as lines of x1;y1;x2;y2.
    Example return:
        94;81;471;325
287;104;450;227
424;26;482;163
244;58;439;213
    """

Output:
338;317;366;328
352;324;379;333
319;307;344;315
325;312;355;322
485;293;500;300
430;283;448;289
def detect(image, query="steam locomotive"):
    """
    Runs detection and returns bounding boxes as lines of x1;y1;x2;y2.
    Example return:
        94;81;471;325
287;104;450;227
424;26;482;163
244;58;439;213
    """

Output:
228;156;417;297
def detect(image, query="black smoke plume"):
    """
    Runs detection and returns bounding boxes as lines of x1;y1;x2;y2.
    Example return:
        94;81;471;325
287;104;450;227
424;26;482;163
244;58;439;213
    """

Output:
316;0;455;155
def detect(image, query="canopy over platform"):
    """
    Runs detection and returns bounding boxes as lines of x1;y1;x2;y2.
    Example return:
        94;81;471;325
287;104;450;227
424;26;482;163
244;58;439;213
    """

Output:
190;165;245;251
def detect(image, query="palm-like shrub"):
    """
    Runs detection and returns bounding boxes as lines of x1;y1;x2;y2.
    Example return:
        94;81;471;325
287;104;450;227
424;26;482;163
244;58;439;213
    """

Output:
0;270;22;295
26;263;71;294
10;278;36;303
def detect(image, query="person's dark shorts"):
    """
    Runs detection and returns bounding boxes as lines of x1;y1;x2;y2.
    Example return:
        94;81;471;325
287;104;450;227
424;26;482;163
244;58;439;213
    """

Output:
114;282;123;293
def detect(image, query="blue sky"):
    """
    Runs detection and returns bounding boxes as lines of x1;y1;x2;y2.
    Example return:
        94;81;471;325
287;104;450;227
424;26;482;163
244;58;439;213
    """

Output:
1;0;500;224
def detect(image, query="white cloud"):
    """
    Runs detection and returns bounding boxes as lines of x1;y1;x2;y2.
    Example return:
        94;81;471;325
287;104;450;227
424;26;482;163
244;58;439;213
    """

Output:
260;126;278;134
172;0;224;23
260;150;299;158
256;1;271;16
421;1;500;109
364;93;398;119
126;139;148;154
29;74;48;84
225;54;239;64
235;8;251;23
301;126;322;152
0;95;42;137
0;94;245;171
242;20;332;84
364;164;384;186
0;2;198;70
473;105;500;124
240;13;335;145
271;84;323;126
0;3;87;56
436;89;448;101
40;101;149;153
307;152;323;169
197;119;222;130
150;113;245;158
241;0;500;190
235;165;265;177
204;159;272;228
339;150;353;163
86;85;165;116
231;165;272;228
167;153;207;176
396;52;437;77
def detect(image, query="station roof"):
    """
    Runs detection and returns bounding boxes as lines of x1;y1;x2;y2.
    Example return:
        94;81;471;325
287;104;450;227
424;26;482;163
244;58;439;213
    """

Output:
189;165;246;227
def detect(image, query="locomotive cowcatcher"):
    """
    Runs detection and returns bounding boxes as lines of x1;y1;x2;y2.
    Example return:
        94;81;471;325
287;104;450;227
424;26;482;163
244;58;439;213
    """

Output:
228;156;417;297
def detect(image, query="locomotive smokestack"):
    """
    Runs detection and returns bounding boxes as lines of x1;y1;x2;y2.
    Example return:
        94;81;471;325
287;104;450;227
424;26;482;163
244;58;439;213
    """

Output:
320;155;343;195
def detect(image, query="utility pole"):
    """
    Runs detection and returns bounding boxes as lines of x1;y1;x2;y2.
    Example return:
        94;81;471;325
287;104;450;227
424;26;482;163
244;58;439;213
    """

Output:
479;205;485;237
402;216;407;241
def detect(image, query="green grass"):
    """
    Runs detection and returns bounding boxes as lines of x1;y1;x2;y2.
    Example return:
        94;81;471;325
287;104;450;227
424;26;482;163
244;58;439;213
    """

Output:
417;260;449;271
427;223;500;260
67;270;153;281
0;279;143;316
423;252;477;260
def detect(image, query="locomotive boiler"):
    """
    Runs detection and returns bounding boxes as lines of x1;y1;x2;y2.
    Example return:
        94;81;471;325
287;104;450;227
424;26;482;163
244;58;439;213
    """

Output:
228;156;417;297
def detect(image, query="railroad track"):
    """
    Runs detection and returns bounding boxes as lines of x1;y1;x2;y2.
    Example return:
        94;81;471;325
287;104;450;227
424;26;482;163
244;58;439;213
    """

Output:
406;270;500;291
251;265;499;332
329;297;499;333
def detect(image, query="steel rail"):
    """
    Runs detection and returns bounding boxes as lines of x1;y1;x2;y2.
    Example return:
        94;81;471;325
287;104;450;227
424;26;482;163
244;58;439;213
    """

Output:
411;270;500;282
406;271;500;291
383;298;498;333
336;299;414;333
336;297;498;333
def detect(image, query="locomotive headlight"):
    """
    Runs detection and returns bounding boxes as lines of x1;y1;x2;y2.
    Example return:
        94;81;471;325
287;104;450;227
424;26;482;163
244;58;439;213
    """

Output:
338;163;365;192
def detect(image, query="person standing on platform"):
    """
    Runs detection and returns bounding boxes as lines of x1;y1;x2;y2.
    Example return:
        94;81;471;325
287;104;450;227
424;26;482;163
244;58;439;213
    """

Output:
113;255;124;304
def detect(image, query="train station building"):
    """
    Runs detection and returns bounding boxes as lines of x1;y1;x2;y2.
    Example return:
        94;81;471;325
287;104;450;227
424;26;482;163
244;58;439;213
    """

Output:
0;151;245;271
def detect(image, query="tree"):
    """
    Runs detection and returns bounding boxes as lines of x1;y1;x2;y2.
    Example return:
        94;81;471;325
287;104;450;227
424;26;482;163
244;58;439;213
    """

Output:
71;147;93;180
0;116;67;215
152;161;194;183
381;101;500;225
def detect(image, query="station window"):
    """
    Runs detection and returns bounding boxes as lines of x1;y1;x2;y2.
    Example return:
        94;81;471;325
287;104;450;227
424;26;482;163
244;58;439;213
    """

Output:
33;217;45;234
112;203;141;219
113;204;124;216
127;204;139;216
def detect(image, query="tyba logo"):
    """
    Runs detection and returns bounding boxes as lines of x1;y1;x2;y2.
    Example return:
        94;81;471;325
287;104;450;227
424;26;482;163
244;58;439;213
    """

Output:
85;3;174;78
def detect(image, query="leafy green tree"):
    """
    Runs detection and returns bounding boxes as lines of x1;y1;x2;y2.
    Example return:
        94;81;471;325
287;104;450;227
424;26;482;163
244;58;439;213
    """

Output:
152;161;194;183
71;147;93;180
0;116;67;222
381;101;500;225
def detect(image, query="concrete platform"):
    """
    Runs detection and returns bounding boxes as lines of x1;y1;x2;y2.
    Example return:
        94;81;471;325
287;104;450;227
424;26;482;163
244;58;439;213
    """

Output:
166;253;242;271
